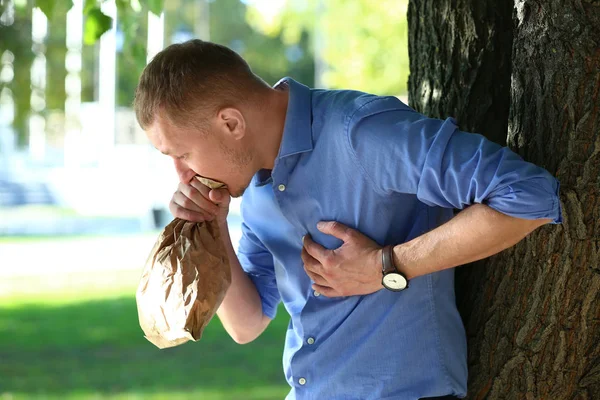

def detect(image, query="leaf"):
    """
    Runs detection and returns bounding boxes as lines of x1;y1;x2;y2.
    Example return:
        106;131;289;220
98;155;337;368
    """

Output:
115;0;130;14
35;0;55;18
130;41;147;70
83;0;97;15
36;0;74;19
143;0;164;16
117;3;138;36
83;7;113;45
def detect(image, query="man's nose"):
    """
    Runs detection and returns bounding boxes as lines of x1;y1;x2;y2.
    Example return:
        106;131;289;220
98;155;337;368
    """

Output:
173;159;195;184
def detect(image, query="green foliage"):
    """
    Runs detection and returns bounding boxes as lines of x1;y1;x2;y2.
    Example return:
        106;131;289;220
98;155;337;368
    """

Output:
83;0;96;14
36;0;73;19
143;0;164;16
247;0;410;95
83;7;113;45
208;0;314;86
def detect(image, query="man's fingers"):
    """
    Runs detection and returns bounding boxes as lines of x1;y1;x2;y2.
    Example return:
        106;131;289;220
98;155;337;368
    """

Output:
303;235;332;264
304;267;329;286
300;246;322;272
178;182;220;215
173;191;204;213
209;188;231;208
188;179;231;209
301;248;329;285
169;201;210;222
188;178;211;197
317;221;356;243
172;191;215;220
312;284;338;298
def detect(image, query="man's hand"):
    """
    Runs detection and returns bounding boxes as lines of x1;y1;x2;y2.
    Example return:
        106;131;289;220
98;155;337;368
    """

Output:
169;176;231;225
302;221;383;297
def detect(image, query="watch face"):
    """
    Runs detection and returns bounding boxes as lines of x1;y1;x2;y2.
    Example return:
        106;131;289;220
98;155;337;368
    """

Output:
382;273;408;291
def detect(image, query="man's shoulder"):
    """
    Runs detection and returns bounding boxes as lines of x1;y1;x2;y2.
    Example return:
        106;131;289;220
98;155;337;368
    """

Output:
311;88;414;128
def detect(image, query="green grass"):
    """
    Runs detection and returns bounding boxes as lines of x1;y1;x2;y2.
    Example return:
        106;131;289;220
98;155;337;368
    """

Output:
0;204;150;220
0;233;157;244
0;205;79;217
0;278;290;399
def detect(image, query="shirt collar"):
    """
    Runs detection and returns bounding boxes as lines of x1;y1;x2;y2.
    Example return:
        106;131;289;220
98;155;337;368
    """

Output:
254;77;313;187
275;77;314;159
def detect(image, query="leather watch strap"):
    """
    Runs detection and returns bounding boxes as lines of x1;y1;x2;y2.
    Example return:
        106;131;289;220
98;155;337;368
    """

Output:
381;245;396;275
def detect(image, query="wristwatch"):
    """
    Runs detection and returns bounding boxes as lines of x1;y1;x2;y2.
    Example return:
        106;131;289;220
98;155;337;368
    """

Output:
381;245;408;291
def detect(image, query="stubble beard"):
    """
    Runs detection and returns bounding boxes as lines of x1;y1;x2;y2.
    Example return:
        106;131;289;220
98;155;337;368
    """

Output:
221;142;255;199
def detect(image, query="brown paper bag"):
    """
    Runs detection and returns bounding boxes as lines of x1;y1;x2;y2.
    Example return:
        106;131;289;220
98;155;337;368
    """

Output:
136;177;231;349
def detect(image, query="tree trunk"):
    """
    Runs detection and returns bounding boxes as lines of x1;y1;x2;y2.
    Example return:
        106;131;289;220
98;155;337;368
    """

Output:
45;5;68;112
407;0;513;146
408;0;600;399
7;0;35;147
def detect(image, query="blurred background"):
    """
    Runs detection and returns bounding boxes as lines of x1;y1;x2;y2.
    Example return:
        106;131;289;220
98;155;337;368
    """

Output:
0;0;408;398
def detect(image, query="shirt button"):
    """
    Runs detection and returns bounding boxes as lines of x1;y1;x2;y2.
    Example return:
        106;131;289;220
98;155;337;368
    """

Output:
313;290;321;297
278;184;286;192
307;337;315;345
298;377;307;385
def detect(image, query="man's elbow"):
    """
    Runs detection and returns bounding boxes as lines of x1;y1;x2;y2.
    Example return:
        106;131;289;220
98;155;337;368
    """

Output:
522;217;553;234
532;217;554;228
231;332;257;345
229;315;271;345
230;329;262;344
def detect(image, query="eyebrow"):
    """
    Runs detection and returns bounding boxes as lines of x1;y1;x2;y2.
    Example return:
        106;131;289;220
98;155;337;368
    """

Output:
154;147;188;160
154;147;172;156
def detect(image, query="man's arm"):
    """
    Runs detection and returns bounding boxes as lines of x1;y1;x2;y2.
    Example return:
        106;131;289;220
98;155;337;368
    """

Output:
301;205;554;297
393;203;552;280
301;102;563;297
168;180;273;342
216;222;271;344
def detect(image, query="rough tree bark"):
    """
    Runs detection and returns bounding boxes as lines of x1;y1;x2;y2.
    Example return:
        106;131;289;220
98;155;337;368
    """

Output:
408;0;600;399
407;0;513;147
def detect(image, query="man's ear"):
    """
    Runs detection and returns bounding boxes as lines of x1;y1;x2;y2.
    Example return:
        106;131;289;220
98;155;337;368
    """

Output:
217;107;246;140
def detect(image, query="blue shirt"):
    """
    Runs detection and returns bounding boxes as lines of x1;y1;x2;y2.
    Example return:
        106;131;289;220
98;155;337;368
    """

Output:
236;78;563;400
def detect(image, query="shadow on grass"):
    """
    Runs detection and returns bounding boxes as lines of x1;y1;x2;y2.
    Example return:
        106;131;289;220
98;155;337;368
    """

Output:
0;296;290;398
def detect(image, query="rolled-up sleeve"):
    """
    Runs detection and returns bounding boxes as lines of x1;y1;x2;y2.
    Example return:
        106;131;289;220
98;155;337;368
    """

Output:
347;101;563;224
236;221;281;319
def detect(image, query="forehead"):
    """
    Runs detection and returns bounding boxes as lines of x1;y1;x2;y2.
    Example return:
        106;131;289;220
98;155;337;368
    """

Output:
145;113;187;149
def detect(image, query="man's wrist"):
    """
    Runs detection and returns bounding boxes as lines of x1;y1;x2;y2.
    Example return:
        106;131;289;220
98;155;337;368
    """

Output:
392;243;414;280
217;218;229;231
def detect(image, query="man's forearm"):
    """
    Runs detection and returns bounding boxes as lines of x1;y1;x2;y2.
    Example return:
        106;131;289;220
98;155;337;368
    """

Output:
216;223;271;344
393;203;553;280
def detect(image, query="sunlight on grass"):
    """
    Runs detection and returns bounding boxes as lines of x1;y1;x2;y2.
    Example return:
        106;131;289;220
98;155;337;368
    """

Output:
0;231;160;244
0;387;288;400
1;268;290;399
1;269;143;306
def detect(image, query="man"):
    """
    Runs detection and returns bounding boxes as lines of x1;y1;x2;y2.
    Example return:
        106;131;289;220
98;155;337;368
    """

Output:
134;40;563;400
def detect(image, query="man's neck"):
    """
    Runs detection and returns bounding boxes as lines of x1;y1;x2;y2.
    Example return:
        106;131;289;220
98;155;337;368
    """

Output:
259;86;289;171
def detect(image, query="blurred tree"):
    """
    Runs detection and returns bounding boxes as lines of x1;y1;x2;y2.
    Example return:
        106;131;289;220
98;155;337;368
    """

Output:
161;0;314;88
0;0;34;147
246;0;409;95
115;0;149;107
209;0;314;87
1;0;315;146
45;0;70;112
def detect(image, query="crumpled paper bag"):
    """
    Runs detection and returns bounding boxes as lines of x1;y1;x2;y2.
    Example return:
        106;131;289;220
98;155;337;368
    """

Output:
136;177;231;349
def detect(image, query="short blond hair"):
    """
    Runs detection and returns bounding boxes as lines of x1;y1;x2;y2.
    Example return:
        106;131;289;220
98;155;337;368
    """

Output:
133;39;265;129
